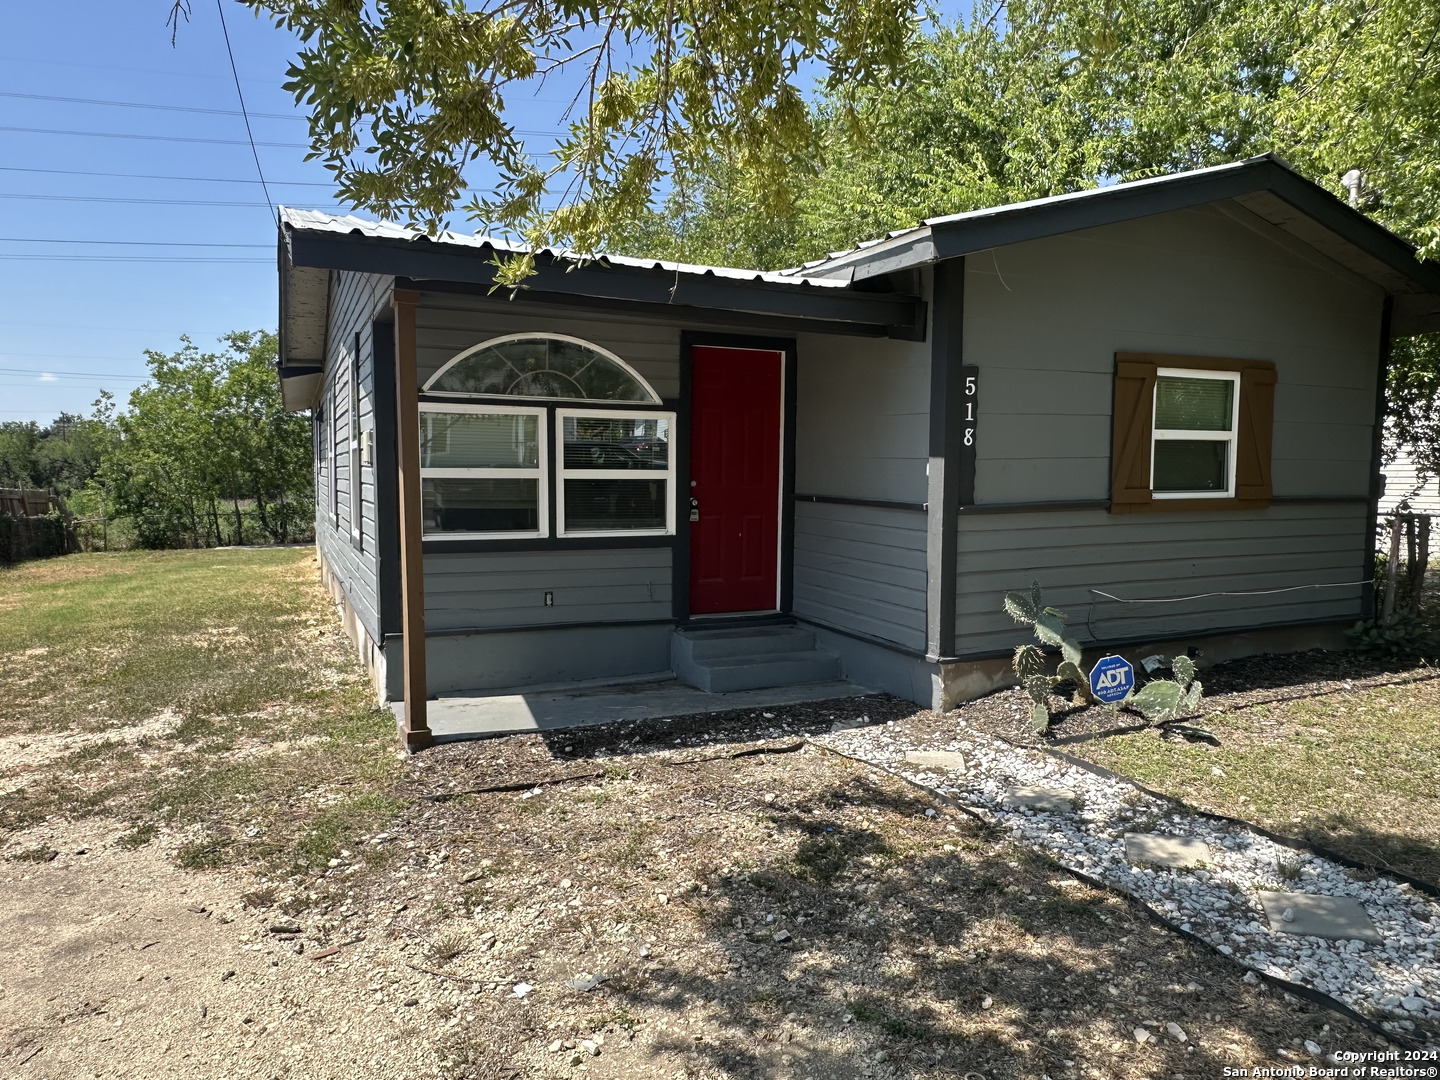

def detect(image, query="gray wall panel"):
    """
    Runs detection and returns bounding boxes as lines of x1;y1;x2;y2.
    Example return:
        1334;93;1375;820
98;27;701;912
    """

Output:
423;548;673;631
315;270;392;644
954;504;1368;655
791;501;927;652
955;203;1382;655
965;203;1384;504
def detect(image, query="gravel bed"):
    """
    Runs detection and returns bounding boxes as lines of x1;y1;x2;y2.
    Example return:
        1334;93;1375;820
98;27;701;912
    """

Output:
816;717;1440;1049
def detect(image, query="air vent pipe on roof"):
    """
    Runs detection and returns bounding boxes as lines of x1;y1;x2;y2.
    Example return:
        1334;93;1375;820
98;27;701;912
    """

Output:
1342;168;1364;207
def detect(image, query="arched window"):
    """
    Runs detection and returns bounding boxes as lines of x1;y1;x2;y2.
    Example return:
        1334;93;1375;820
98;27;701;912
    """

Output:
418;333;674;540
424;333;660;403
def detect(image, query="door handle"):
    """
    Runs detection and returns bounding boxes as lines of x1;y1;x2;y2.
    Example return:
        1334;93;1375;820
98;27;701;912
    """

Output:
689;496;700;522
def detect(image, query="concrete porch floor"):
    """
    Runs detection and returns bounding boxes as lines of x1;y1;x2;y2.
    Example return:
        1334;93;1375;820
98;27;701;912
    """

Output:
394;677;873;742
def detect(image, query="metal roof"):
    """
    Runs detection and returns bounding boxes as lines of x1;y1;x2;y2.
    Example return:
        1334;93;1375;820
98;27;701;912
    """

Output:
279;207;849;289
784;154;1440;336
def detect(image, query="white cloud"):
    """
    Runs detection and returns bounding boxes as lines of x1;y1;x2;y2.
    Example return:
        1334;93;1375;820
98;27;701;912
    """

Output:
38;373;58;382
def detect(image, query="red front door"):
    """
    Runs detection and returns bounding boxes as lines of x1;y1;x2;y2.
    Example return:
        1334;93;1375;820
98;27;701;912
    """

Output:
688;346;783;614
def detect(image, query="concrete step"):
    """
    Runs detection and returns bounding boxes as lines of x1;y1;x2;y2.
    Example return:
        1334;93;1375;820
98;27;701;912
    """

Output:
672;624;818;664
673;623;843;693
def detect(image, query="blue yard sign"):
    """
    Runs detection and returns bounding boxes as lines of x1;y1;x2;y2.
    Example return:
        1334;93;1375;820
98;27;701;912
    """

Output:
1089;655;1135;704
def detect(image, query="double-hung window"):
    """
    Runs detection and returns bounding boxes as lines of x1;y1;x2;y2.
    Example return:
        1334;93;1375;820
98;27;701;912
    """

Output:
419;403;547;538
1150;368;1240;498
1111;352;1276;512
557;411;674;535
419;334;674;540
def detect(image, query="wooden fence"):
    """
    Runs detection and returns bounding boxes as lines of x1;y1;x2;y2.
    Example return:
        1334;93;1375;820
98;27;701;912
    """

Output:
0;488;77;564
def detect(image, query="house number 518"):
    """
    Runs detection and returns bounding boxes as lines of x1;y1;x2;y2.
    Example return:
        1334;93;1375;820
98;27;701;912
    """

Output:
959;366;978;505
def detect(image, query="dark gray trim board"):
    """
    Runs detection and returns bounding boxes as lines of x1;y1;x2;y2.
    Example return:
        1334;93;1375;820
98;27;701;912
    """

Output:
372;315;402;637
1363;296;1394;618
422;535;676;555
955;496;1369;517
795;493;927;513
406;618;677;639
283;229;925;339
925;257;964;662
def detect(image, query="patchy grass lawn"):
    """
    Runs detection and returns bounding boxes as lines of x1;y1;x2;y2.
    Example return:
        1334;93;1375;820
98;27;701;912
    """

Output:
0;551;1398;1077
0;548;402;875
1071;672;1440;887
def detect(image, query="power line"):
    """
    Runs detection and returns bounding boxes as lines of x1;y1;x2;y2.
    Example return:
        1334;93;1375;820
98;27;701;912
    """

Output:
0;165;336;187
0;91;569;139
0;89;306;123
1;255;271;263
0;366;149;380
214;0;276;225
0;238;270;248
0;124;309;149
0;192;278;208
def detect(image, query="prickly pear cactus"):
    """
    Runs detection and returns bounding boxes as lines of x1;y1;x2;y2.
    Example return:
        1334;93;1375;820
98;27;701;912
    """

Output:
1003;581;1094;731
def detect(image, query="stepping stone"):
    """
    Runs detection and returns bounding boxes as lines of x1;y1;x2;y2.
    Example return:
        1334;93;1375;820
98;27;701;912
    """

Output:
1124;833;1211;869
902;750;966;773
1255;891;1382;945
1001;785;1075;812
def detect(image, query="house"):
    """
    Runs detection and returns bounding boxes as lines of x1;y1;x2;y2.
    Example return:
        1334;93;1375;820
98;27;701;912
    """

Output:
1380;445;1440;516
275;154;1440;749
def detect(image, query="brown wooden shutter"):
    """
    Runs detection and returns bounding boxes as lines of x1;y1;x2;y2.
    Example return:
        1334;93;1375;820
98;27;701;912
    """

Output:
1110;358;1157;510
1235;362;1277;505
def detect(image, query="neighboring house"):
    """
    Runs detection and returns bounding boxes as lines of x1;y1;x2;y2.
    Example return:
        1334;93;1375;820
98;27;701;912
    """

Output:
1380;444;1440;515
275;153;1440;749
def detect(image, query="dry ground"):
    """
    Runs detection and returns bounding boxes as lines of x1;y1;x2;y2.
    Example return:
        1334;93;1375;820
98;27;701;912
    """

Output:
0;550;1400;1078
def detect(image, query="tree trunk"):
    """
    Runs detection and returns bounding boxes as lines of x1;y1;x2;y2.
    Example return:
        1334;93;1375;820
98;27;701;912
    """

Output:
1382;515;1402;625
232;497;244;546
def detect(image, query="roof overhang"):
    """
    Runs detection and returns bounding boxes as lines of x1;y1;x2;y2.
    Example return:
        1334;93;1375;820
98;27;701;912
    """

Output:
796;155;1440;337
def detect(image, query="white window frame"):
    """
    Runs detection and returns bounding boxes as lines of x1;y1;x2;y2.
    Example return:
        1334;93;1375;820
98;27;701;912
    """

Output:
349;335;363;546
555;408;676;538
424;332;662;404
1151;367;1241;499
418;402;549;540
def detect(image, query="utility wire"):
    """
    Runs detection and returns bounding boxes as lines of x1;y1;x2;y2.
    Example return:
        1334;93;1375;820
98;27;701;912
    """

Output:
0;124;307;148
214;0;275;225
0;237;269;247
1090;581;1372;604
1;255;270;263
0;165;336;187
0;91;567;139
0;366;149;380
0;192;277;207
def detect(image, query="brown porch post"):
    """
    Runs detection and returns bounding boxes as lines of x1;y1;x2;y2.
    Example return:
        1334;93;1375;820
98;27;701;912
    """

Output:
392;288;431;751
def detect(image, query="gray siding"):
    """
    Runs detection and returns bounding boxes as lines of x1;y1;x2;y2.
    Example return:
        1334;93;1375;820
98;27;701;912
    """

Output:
315;270;392;644
792;501;927;652
956;203;1382;654
955;503;1369;655
792;291;932;652
794;311;931;505
416;292;682;399
423;548;673;631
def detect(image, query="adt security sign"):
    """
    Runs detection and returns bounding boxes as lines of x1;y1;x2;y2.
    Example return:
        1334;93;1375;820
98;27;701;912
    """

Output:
1089;655;1135;704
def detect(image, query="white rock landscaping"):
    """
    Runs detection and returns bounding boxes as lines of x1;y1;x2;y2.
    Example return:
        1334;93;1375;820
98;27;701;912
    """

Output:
815;719;1440;1049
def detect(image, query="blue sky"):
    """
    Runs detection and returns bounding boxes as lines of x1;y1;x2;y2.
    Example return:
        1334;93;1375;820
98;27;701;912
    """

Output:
1;3;970;425
0;2;572;424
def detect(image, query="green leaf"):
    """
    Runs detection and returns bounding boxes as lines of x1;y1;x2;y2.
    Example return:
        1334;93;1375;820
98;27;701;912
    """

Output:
1130;680;1183;723
1003;589;1038;625
1055;659;1086;686
1031;702;1051;732
1033;611;1067;647
1013;643;1046;680
1025;674;1052;705
1060;636;1082;666
1172;654;1196;688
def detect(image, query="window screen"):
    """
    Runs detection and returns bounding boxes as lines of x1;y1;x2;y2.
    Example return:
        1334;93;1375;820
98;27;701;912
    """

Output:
557;412;674;535
1151;371;1239;497
418;406;547;537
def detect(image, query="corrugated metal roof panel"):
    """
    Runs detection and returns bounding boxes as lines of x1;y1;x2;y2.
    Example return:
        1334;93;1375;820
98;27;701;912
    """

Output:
278;207;849;290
